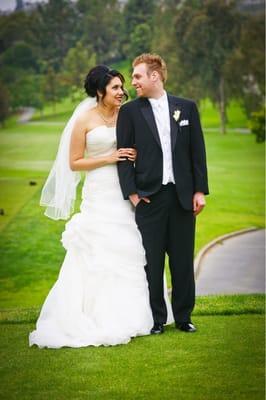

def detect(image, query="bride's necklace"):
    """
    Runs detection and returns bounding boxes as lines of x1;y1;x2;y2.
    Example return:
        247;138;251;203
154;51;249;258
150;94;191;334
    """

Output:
96;107;117;127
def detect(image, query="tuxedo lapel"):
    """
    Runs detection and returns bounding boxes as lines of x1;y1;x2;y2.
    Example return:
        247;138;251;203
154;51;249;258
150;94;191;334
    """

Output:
139;98;161;147
168;95;181;151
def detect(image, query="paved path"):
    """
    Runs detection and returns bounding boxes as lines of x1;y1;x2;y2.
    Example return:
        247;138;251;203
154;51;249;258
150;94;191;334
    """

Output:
196;229;265;295
18;107;35;123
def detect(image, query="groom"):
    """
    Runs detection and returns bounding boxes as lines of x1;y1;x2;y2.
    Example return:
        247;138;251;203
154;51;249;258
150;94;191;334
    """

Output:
117;54;209;334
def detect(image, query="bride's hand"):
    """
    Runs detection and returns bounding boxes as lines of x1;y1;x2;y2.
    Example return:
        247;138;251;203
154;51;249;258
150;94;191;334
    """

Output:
127;147;137;162
107;148;137;164
118;147;137;162
107;148;132;164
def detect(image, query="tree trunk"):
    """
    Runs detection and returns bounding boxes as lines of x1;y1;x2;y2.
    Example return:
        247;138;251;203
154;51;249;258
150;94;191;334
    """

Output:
218;76;226;134
52;100;56;114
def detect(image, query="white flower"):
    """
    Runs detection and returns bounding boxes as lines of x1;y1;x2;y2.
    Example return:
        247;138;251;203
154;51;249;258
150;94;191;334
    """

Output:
173;109;181;122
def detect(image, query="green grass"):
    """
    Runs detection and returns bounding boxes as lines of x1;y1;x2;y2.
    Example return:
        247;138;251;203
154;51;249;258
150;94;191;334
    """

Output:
0;294;264;324
0;296;265;400
31;96;81;122
0;179;40;230
195;132;264;249
200;98;248;129
0;309;264;399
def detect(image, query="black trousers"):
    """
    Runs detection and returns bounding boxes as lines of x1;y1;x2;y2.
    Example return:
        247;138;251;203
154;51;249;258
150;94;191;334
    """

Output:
135;184;195;325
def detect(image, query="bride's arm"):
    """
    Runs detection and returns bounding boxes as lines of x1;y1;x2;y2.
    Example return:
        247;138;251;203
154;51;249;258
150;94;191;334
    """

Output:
69;118;135;172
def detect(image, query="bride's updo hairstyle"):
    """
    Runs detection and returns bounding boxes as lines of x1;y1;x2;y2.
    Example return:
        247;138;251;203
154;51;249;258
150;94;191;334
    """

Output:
84;65;128;101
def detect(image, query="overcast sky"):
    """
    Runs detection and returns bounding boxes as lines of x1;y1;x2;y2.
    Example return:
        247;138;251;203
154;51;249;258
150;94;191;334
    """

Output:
0;0;47;11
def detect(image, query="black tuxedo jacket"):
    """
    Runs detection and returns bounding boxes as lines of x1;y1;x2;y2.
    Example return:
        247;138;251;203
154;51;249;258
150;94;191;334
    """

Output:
116;94;209;210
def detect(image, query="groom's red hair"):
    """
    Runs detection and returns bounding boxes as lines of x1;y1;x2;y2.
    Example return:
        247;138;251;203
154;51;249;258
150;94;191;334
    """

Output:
132;53;167;83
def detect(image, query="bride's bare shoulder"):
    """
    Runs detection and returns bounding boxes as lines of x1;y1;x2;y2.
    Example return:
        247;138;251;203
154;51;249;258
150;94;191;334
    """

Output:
75;107;99;130
75;107;96;122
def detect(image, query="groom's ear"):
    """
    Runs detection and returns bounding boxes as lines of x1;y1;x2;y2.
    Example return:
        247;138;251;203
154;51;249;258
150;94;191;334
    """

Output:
150;71;159;82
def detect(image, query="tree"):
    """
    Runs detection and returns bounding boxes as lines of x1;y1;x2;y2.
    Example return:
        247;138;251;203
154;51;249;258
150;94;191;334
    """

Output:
249;108;265;143
121;0;156;59
0;11;36;53
62;42;96;99
8;73;44;111
226;14;265;117
151;0;203;103
152;0;242;132
128;23;152;61
0;82;9;126
35;0;80;71
173;0;241;134
1;41;38;71
77;0;121;63
42;66;61;113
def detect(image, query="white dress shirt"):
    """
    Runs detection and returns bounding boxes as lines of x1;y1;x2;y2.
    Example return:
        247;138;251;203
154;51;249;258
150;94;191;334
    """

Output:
149;91;175;185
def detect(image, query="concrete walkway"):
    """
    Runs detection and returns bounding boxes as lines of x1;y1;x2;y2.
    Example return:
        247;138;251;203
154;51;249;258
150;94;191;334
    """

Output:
196;229;265;295
18;107;35;123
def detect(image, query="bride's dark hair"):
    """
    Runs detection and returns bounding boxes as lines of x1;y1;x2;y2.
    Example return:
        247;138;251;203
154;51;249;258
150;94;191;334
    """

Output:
84;65;128;101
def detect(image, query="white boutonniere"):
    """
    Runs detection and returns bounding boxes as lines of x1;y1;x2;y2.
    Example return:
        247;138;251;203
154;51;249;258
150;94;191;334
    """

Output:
173;109;181;122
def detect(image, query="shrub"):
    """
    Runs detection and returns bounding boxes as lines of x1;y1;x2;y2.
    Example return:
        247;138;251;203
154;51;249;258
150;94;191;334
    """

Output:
249;107;265;143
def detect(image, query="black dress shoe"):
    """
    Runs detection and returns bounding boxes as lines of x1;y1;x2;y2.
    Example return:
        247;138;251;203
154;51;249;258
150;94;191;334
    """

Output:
151;323;164;334
176;322;197;333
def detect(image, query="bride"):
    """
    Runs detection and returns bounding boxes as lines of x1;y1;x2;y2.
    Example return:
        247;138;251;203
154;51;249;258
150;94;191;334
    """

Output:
29;65;173;349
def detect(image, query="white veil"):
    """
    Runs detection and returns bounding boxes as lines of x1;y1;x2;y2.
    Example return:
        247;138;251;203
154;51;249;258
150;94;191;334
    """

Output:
40;97;97;220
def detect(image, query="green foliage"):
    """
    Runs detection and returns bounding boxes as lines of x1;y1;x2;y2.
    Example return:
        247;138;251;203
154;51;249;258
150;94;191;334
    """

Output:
8;73;44;110
36;0;80;71
249;108;265;143
226;14;265;116
42;66;67;112
123;0;156;36
0;41;38;71
0;1;264;126
62;42;96;98
77;0;121;63
0;82;9;125
0;11;36;52
128;23;152;61
153;0;264;134
121;0;155;59
173;0;240;133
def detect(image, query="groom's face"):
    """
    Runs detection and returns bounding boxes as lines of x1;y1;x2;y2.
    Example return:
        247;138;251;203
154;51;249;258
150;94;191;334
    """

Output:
132;63;153;98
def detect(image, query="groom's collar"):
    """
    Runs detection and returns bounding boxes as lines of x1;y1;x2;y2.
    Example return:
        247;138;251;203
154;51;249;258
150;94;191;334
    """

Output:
138;92;180;151
138;92;179;106
148;90;167;108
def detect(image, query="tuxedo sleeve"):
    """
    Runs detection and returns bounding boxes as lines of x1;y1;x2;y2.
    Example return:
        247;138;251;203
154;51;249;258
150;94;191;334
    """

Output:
189;102;209;195
116;105;137;199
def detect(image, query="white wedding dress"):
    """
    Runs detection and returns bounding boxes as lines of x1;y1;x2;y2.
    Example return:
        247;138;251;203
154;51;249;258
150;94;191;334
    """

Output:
29;126;173;349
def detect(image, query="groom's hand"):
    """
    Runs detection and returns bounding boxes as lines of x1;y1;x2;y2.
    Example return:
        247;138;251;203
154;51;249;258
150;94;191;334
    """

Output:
129;193;150;207
193;192;206;216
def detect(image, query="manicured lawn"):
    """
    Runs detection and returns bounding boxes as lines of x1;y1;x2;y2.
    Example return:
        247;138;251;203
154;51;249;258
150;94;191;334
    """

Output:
31;96;80;122
200;98;248;129
0;296;264;400
196;132;264;248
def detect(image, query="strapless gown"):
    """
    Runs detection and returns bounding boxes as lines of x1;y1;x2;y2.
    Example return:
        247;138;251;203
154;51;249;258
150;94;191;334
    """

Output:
29;126;173;348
